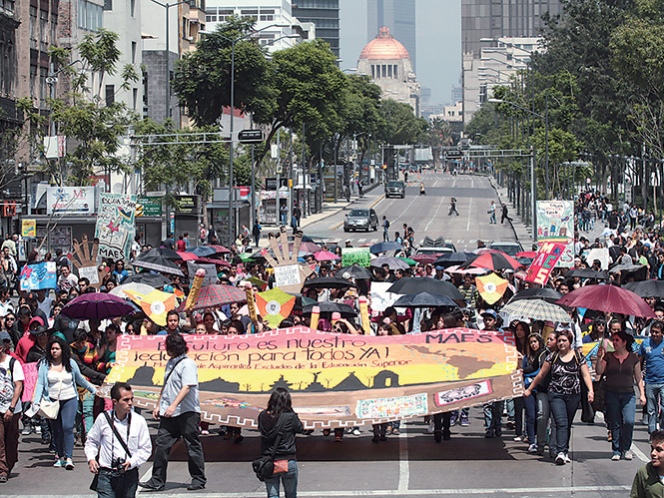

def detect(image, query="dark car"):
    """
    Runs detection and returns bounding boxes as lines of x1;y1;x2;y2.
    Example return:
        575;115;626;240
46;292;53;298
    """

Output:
344;208;379;232
385;181;406;198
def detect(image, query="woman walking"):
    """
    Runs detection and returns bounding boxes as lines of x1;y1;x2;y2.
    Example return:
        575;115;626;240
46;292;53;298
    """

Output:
596;329;645;461
32;336;98;470
522;333;545;453
524;328;594;465
258;387;304;498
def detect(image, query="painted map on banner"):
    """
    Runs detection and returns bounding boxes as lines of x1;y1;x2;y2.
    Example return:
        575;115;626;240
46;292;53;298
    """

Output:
95;193;136;261
102;327;522;429
536;201;574;267
20;262;57;291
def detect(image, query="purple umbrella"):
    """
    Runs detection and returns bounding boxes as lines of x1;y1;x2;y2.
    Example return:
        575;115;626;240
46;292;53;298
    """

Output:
61;292;138;320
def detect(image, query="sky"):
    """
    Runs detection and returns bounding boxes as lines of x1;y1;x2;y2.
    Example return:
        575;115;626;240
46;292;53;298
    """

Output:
339;0;462;106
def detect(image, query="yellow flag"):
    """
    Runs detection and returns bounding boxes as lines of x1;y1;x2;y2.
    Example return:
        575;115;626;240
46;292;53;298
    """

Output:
475;273;509;305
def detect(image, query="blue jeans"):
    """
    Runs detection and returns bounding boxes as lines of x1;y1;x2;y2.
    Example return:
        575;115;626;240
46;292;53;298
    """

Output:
52;397;78;459
536;392;556;453
548;392;580;455
81;391;95;436
265;459;298;498
645;383;664;433
605;390;636;455
524;394;537;443
483;401;504;434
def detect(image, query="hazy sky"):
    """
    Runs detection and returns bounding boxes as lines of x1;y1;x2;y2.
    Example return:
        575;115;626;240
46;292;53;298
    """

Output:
339;0;462;106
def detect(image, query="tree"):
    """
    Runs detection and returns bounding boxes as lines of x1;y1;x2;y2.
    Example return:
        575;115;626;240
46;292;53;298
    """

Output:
377;99;428;145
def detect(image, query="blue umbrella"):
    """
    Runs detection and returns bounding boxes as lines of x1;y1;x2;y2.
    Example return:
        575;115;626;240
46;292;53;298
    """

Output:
370;241;402;254
191;246;216;257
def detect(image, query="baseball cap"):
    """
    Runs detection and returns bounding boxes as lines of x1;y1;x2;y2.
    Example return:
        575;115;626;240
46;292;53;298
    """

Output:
0;330;11;342
481;309;497;319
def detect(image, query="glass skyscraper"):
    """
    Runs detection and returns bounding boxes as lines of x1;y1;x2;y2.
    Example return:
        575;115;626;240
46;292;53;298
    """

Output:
367;0;416;71
292;0;340;58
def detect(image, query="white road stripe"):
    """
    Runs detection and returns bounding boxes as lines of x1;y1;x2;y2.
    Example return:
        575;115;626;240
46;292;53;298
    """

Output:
397;428;410;492
466;196;472;231
632;442;650;463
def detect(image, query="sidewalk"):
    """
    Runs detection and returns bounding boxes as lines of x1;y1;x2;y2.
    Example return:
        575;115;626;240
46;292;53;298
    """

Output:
488;176;534;248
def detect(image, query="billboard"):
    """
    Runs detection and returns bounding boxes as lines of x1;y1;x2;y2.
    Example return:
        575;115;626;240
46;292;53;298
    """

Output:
46;186;96;215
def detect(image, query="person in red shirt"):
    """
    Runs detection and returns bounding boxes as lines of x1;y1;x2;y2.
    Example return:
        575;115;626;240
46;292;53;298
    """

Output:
15;316;45;362
176;235;187;252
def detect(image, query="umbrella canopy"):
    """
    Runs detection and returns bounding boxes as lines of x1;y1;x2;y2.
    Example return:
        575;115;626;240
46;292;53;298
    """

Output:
61;293;137;320
516;251;538;259
387;277;464;300
460;250;522;272
608;264;648;283
297;241;322;254
508;287;563;304
176;251;198;262
177;284;247;312
124;288;177;326
191;246;216;257
369;241;402;254
399;257;417;267
302;276;356;289
313;250;339;262
142;247;181;262
109;282;156;300
370;256;410;270
123;272;171;287
411;253;439;264
393;291;458;308
132;254;185;277
335;264;373;280
625;280;664;298
434;252;473;267
501;299;571;323
557;284;655;318
566;268;609;280
192;257;231;267
302;301;357;317
444;265;488;275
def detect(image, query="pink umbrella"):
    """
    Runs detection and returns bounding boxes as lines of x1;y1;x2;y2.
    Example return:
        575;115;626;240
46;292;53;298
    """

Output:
314;250;339;262
177;251;198;261
556;284;655;318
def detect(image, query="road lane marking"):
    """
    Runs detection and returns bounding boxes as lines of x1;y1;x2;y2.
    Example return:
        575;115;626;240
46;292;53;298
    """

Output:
398;428;410;492
466;197;472;231
423;194;446;234
632;442;650;463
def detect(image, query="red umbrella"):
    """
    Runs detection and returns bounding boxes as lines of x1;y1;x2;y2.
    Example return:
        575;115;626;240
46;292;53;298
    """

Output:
516;251;538;259
177;251;198;261
461;250;522;272
556;284;655;318
177;284;247;312
208;245;232;254
411;253;440;264
313;250;339;262
193;257;231;267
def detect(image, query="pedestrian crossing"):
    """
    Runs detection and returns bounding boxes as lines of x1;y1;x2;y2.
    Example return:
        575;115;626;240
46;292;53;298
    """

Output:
334;237;482;251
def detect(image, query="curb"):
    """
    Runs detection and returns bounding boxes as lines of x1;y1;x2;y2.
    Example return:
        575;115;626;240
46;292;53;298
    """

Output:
488;176;532;245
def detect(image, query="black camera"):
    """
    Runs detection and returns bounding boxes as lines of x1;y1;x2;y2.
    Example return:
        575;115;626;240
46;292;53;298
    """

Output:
111;457;126;475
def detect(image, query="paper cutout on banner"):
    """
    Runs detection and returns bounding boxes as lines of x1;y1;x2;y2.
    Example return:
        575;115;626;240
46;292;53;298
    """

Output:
20;262;57;291
101;327;523;429
342;248;371;267
255;288;295;328
124;288;176;326
585;248;610;270
525;240;567;286
475;273;508;305
96;193;136;262
21;362;39;403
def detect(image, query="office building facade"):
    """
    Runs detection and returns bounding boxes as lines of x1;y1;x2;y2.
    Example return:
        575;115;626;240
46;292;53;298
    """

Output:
367;0;415;71
292;0;339;58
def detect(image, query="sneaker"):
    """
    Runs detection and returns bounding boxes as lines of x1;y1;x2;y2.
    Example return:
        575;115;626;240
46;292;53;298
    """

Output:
460;415;469;427
623;450;634;461
21;426;32;436
200;430;210;436
513;435;526;442
35;426;42;435
611;453;621;461
392;428;401;435
563;454;571;464
450;413;458;426
53;458;65;468
372;435;379;443
65;458;74;470
323;429;331;437
427;420;435;433
352;428;361;436
485;430;494;438
555;452;566;465
0;474;7;483
528;443;538;454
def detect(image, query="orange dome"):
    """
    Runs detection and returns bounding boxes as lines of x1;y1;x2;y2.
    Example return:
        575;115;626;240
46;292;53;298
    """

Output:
359;27;410;60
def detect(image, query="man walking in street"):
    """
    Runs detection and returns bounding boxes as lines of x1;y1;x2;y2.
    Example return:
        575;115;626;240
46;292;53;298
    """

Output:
85;382;152;498
488;201;497;224
382;216;390;242
139;334;206;491
448;198;459;216
501;203;513;224
639;321;664;434
0;330;23;483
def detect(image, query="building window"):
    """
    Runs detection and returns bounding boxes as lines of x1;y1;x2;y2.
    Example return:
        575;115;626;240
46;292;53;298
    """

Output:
133;88;138;110
130;0;135;17
240;9;257;20
371;65;375;78
394;65;398;79
103;0;112;10
388;65;392;78
131;41;136;63
78;0;103;31
259;9;274;21
105;85;115;106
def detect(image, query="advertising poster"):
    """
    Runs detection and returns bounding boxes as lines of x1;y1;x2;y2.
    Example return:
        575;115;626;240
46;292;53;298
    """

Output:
102;327;523;429
21;219;36;238
95;193;136;261
536;201;575;267
46;186;96;215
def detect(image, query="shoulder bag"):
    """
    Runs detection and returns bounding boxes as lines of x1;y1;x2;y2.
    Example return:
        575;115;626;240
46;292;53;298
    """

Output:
38;367;63;420
252;414;287;481
90;411;133;491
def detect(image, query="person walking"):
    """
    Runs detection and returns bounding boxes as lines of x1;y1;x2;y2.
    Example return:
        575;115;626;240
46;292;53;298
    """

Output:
382;216;390;242
139;333;206;492
488;201;497;224
253;221;262;247
448;198;459;216
524;328;594;465
597;329;645;461
258;387;303;498
639;320;664;434
0;330;23;483
419;182;426;195
32;336;98;470
501;203;513;224
85;382;152;498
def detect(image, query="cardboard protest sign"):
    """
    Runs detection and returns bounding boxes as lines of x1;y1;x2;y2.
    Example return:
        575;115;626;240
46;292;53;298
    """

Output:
342;247;371;267
95;193;136;261
20;262;57;291
264;228;313;293
102;327;523;429
186;262;217;286
70;234;108;288
525;240;567;286
536;201;574;267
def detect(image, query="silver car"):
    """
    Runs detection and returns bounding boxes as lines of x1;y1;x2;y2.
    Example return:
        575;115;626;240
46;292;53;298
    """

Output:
385;181;406;198
344;208;379;232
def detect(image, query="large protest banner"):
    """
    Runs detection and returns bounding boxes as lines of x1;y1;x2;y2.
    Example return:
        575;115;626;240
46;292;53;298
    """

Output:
341;247;371;267
103;327;522;429
525;240;567;285
536;201;574;267
95;193;136;261
20;262;57;291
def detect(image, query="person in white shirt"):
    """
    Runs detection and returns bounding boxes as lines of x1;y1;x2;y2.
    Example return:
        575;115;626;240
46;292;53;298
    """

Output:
0;332;23;483
85;382;152;498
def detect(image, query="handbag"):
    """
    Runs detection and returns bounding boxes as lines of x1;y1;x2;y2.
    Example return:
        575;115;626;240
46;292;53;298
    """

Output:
38;399;60;420
252;414;286;482
591;377;606;413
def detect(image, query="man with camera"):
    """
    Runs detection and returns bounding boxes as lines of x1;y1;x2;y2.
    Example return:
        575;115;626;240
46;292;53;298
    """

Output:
85;382;152;498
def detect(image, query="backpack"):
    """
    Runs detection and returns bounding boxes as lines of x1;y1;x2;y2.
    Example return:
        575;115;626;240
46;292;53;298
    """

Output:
384;219;390;229
0;357;18;410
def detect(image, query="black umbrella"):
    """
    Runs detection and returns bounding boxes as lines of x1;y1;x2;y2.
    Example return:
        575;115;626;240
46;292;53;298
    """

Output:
393;292;458;308
434;252;474;267
387;277;464;300
132;254;185;277
302;276;357;289
302;301;357;317
508;287;563;304
123;272;171;287
335;265;373;280
625;280;664;298
567;268;609;280
370;241;403;254
142;247;181;262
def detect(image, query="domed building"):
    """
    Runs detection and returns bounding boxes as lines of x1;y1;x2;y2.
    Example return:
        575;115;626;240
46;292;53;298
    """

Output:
357;27;421;116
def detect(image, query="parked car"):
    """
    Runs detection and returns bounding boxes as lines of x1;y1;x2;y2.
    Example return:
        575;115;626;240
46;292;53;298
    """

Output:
415;236;457;254
344;208;379;232
385;181;406;198
488;241;524;257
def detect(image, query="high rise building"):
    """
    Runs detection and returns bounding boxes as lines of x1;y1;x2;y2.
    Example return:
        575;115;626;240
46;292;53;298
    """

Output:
367;0;415;71
292;0;339;58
